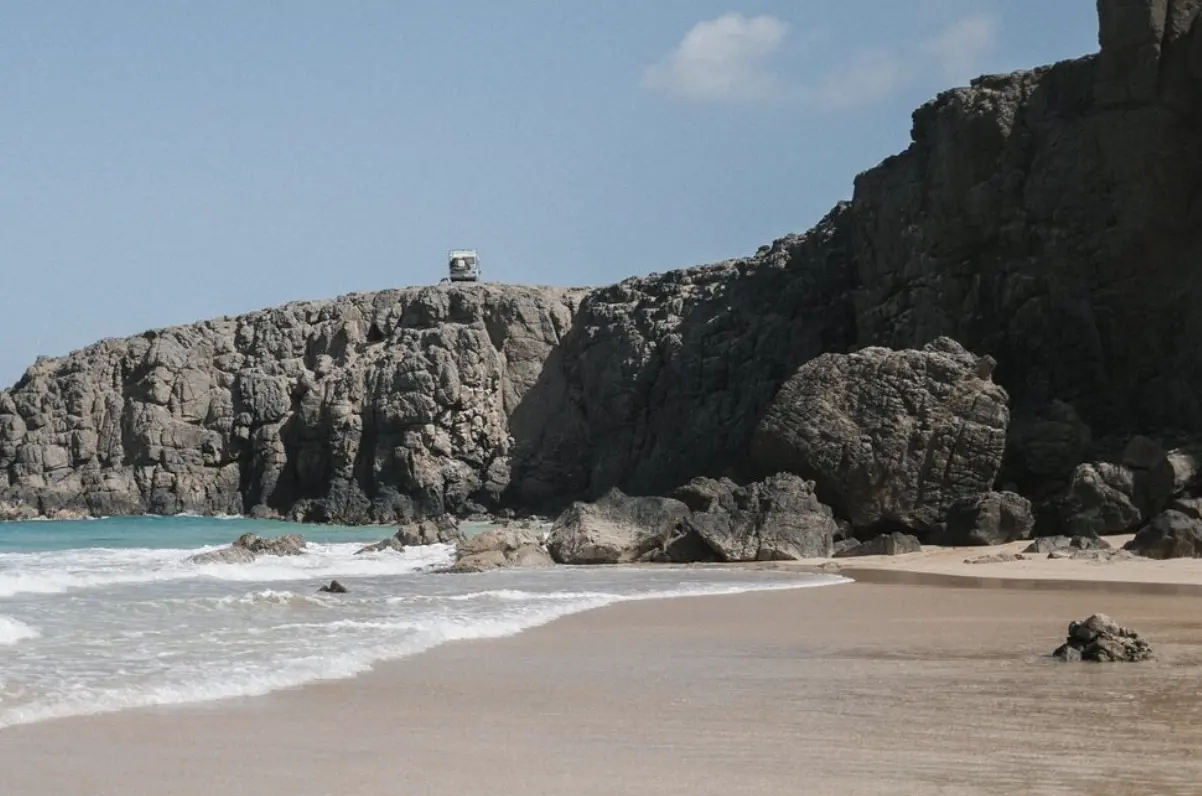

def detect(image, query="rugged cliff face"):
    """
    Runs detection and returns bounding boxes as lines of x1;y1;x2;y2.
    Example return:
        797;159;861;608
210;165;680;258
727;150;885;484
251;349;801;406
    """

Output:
0;286;584;522
4;0;1202;523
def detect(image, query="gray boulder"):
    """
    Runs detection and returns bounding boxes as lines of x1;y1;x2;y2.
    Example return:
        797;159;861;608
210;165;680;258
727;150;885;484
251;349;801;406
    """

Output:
1060;462;1143;537
675;474;837;561
1053;614;1152;663
1124;510;1202;559
834;532;922;558
941;491;1034;546
547;489;694;565
1023;535;1111;554
750;338;1009;539
396;516;463;547
449;527;554;573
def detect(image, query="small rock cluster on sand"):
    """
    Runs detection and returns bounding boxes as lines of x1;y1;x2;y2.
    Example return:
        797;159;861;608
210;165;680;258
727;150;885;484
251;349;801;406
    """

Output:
1052;614;1152;663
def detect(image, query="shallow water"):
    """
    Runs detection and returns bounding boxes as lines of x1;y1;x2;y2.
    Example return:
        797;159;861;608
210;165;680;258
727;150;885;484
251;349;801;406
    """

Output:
0;516;839;728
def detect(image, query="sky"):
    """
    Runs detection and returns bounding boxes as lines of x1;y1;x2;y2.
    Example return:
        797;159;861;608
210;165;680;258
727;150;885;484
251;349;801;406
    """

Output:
1;1;1100;386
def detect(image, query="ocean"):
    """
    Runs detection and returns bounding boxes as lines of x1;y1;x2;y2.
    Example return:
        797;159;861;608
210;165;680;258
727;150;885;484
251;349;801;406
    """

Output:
0;516;843;729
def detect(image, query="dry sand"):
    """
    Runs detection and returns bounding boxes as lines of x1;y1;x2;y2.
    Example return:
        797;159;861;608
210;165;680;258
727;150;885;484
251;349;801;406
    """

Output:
6;548;1202;796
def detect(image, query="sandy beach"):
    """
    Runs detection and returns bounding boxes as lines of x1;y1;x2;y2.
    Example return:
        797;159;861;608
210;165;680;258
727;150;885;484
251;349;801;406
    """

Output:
6;549;1202;796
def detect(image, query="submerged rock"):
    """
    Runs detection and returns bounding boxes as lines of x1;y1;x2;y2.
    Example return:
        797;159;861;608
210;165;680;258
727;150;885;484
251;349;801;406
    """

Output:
189;532;307;564
318;580;348;594
355;537;406;555
1052;614;1152;662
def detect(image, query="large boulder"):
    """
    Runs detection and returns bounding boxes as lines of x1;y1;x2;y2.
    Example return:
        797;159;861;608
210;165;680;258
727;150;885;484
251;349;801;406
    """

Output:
674;473;837;561
1060;462;1143;537
941;491;1034;546
397;516;464;547
547;489;694;565
1052;614;1152;663
750;338;1009;539
1124;510;1202;559
834;532;922;558
449;527;555;573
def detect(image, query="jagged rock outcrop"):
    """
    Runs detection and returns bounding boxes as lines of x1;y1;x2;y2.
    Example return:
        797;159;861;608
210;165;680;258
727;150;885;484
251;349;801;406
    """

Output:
750;338;1009;539
941;491;1034;547
673;474;837;561
0;286;584;523
1053;614;1153;663
396;516;463;546
8;1;1202;524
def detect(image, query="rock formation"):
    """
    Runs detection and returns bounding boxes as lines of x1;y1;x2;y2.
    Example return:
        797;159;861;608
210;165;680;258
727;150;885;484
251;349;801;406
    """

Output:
6;1;1202;533
1124;509;1202;558
189;532;306;564
942;492;1034;547
1052;614;1152;663
833;532;922;558
546;489;695;565
750;339;1009;539
448;527;554;573
673;474;837;561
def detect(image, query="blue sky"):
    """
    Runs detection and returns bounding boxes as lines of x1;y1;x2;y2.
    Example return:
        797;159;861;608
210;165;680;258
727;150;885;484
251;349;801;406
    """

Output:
1;1;1098;386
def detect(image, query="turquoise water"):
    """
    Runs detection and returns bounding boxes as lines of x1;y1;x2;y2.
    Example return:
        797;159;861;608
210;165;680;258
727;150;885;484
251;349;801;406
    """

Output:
0;515;844;729
0;515;388;553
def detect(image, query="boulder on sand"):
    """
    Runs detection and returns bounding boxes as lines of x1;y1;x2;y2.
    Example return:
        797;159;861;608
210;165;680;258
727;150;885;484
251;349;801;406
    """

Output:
673;473;837;561
1124;510;1202;559
547;488;694;565
941;491;1034;546
1052;614;1152;662
834;532;922;558
750;338;1009;540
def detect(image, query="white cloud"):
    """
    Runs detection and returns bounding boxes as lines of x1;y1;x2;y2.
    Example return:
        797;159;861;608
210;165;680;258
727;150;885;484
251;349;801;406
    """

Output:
921;14;999;82
642;12;1002;112
641;14;789;102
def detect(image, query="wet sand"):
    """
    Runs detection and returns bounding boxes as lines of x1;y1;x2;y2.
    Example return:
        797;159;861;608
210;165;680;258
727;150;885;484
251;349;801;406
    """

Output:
5;569;1202;796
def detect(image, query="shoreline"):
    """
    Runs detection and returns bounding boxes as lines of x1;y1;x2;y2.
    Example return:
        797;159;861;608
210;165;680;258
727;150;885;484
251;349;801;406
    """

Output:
5;571;1202;795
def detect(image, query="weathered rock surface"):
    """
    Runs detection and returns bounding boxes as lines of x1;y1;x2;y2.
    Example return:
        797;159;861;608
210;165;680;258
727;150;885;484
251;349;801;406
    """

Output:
1024;535;1111;555
1124;510;1202;559
674;474;837;561
941;491;1034;546
448;527;554;573
751;338;1009;539
9;3;1202;525
190;532;306;564
1053;614;1152;663
546;489;694;565
396;516;463;547
834;532;922;558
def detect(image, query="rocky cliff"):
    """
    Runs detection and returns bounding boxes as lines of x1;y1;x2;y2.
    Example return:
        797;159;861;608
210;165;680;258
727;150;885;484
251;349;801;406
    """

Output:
4;0;1202;524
